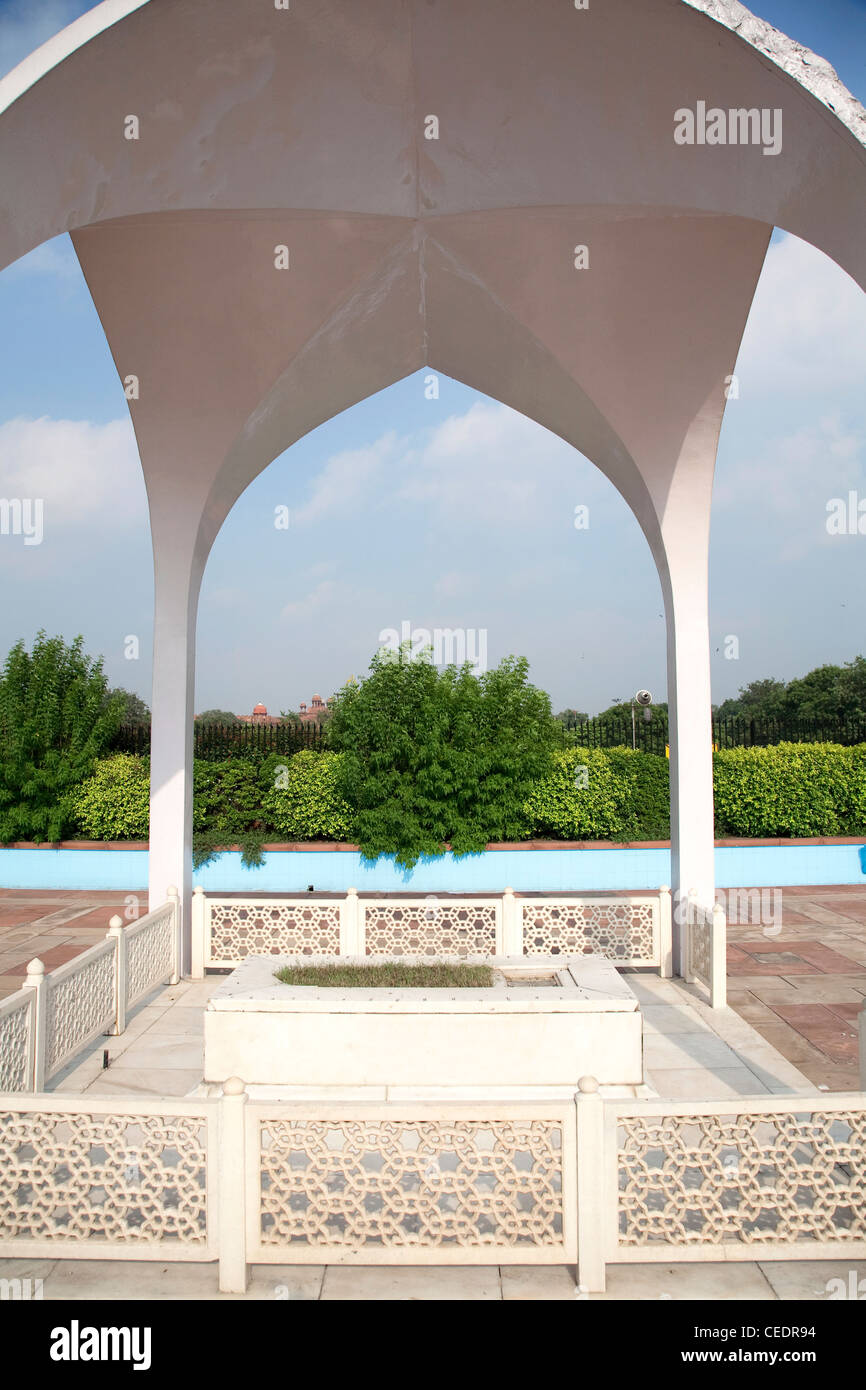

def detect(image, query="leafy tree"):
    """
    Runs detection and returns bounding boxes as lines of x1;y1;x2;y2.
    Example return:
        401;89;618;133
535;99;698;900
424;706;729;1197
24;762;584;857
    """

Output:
0;632;124;842
110;688;150;726
555;708;589;724
195;709;240;726
328;645;558;867
715;661;866;724
715;678;787;721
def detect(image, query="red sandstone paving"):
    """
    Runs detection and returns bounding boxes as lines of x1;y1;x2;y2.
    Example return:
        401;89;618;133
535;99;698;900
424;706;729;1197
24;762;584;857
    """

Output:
0;886;863;1089
727;890;866;1089
4;943;85;977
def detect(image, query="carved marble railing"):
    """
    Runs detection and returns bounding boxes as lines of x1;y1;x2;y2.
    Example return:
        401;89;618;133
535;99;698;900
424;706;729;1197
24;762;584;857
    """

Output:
193;886;673;976
0;893;180;1094
1;1079;864;1294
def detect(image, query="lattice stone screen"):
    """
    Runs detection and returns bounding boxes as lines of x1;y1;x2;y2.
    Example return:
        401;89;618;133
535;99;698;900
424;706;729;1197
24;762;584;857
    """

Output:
521;898;657;964
250;1105;575;1263
193;889;672;975
44;940;117;1082
0;994;34;1094
682;897;726;1008
0;1100;213;1257
206;900;341;967
126;904;176;1009
611;1100;866;1258
363;901;500;957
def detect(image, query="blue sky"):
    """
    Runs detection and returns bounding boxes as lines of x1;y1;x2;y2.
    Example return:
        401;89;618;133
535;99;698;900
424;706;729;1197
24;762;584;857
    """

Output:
0;0;864;717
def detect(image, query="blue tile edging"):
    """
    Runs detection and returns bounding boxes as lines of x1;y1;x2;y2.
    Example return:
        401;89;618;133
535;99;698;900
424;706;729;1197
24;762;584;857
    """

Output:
0;842;863;891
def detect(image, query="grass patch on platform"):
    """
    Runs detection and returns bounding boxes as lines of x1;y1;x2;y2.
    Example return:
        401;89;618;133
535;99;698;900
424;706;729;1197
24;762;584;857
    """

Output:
273;962;495;988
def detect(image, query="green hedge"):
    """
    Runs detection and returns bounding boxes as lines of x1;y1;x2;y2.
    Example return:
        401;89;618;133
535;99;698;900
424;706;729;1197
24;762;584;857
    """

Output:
70;742;866;847
72;751;355;844
712;742;866;837
260;751;354;841
73;754;150;840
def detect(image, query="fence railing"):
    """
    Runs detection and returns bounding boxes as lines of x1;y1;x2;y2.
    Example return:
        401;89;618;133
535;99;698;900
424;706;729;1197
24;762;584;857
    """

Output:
560;714;866;754
192;886;673;977
114;715;866;762
682;895;727;1009
2;1078;863;1291
0;894;180;1094
112;721;326;759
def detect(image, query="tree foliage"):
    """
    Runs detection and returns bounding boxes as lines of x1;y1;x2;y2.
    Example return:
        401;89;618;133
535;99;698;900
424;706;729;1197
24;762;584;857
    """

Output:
0;632;124;842
715;659;866;723
328;646;558;866
110;688;150;726
195;709;240;726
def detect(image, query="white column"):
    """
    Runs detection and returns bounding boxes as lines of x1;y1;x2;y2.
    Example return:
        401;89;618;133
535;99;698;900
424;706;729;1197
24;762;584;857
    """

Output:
218;1077;249;1293
148;553;201;976
661;498;716;977
575;1075;606;1293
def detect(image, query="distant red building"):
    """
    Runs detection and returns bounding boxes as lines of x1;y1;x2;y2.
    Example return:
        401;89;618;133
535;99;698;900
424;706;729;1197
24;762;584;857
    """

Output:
298;694;331;724
237;702;282;726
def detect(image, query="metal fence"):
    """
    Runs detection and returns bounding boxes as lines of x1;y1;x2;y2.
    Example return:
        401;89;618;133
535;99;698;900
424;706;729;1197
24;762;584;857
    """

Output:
112;721;327;759
111;716;866;760
560;714;866;754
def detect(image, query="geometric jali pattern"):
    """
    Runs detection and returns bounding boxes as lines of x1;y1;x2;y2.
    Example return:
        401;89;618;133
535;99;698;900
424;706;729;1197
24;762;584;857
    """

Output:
258;1117;564;1249
0;997;32;1093
0;1110;209;1244
688;917;712;988
44;947;116;1077
363;904;497;957
127;907;175;1006
522;901;656;962
617;1110;866;1246
208;902;341;964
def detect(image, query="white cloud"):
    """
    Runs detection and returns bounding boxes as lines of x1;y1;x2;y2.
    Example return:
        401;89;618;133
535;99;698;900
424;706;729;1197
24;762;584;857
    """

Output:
0;415;145;524
433;570;471;598
399;401;563;524
290;432;401;526
281;579;343;621
715;414;864;517
4;237;81;282
735;233;866;394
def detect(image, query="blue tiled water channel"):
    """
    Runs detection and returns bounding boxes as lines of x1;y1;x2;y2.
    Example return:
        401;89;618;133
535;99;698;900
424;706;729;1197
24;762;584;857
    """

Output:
1;842;863;891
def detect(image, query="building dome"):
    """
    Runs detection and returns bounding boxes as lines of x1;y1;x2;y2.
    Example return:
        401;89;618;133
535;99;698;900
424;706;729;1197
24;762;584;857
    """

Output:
253;703;267;715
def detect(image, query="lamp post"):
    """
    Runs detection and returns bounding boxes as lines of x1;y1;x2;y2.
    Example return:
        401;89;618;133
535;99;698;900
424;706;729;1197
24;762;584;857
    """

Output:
632;690;653;750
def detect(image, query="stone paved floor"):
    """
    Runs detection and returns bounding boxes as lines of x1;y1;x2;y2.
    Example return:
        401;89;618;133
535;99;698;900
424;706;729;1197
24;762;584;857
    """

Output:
3;886;863;1303
43;959;815;1100
2;885;864;1090
0;1256;863;1300
0;890;141;1001
726;885;866;1091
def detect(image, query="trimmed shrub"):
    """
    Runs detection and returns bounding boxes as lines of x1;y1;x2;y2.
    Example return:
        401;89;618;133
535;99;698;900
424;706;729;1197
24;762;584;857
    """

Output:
260;750;355;841
601;747;671;840
193;759;264;836
73;754;150;840
835;744;866;833
522;748;634;840
711;742;861;837
69;741;866;849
